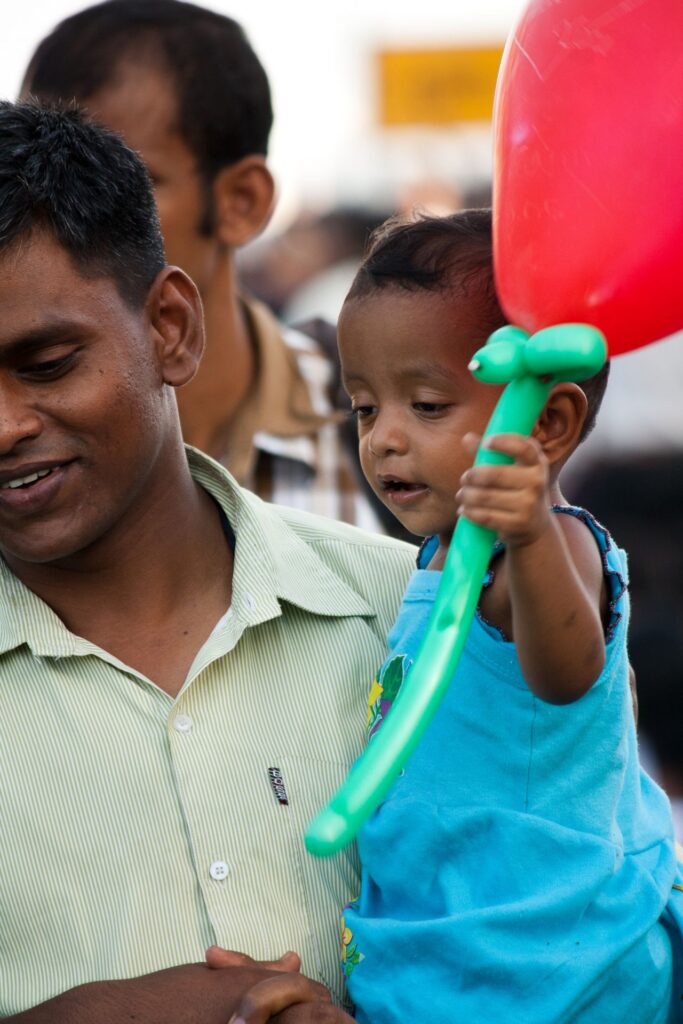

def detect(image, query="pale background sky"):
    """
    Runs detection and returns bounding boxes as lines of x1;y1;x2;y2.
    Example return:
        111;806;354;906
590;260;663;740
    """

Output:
0;0;528;227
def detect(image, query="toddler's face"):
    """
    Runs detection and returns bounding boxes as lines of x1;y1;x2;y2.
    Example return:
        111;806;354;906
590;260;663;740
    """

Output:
338;289;502;546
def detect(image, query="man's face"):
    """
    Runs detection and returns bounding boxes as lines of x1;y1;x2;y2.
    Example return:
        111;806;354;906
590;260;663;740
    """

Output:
84;62;218;297
0;232;171;567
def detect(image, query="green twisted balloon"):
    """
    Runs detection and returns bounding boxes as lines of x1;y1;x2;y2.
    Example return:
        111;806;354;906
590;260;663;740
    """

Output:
305;322;607;857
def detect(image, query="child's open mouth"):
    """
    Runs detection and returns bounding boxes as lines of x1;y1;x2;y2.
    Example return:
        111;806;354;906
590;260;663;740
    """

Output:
380;479;421;492
379;478;429;504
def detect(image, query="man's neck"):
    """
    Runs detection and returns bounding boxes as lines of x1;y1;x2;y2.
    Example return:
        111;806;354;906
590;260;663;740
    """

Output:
176;252;256;459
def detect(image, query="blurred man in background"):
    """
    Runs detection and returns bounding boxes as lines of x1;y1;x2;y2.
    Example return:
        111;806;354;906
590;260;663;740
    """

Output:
23;0;382;528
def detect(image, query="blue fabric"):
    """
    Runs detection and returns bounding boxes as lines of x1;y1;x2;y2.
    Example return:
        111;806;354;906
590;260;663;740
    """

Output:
344;508;683;1023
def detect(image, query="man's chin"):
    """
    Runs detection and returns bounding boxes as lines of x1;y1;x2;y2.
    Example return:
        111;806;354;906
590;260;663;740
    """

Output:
0;531;95;569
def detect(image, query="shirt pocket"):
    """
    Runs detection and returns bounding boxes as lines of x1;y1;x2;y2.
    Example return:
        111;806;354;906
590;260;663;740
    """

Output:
278;753;360;1009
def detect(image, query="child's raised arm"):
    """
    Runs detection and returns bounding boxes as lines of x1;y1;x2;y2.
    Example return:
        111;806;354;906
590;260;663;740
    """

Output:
457;431;606;703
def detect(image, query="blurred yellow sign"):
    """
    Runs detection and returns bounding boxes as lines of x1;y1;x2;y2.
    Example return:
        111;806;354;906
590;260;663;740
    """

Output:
378;47;504;126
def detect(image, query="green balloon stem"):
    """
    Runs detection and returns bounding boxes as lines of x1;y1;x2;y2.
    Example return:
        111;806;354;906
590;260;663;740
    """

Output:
305;324;606;857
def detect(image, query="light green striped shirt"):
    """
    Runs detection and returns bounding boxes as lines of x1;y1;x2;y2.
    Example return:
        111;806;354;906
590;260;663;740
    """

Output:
0;448;415;1016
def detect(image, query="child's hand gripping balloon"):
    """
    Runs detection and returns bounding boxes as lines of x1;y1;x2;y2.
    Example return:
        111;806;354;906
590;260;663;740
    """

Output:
457;431;552;549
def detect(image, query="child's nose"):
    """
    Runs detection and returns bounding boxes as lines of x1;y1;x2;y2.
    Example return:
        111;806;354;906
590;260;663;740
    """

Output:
368;413;408;457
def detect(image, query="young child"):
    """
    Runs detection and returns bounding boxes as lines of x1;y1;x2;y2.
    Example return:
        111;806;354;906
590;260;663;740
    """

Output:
333;209;683;1023
207;209;682;1024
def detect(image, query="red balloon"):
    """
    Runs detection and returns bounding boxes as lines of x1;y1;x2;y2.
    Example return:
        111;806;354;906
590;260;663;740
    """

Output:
493;0;683;357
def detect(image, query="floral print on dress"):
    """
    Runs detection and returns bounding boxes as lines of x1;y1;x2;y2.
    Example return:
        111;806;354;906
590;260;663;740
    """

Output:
340;907;364;977
366;654;409;741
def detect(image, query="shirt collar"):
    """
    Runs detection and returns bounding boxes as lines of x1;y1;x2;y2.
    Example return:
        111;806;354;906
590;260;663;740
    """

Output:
0;447;374;658
188;447;374;619
0;560;76;657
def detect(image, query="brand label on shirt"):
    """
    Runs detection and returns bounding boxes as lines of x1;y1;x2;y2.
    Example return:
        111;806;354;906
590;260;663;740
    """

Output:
268;767;289;805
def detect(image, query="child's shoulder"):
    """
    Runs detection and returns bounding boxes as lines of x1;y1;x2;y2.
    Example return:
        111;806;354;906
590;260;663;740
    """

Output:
555;502;608;578
552;504;627;582
552;504;629;640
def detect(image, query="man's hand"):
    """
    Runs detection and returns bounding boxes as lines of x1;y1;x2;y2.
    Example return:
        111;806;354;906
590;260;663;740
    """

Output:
206;946;302;973
6;961;314;1024
206;947;356;1024
227;974;356;1024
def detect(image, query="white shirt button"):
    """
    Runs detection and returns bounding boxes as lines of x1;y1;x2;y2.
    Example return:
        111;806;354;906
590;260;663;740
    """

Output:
242;593;257;612
173;714;193;734
209;860;229;881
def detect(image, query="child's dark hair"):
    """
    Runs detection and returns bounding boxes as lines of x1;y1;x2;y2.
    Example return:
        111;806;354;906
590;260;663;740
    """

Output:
22;0;272;234
347;208;609;442
0;101;165;307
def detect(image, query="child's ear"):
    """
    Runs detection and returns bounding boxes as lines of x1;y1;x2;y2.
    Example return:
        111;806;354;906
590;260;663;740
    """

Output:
211;155;275;248
532;382;588;464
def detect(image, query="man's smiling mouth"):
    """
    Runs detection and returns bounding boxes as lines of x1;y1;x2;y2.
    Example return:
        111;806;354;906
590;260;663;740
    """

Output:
0;462;74;513
0;467;55;490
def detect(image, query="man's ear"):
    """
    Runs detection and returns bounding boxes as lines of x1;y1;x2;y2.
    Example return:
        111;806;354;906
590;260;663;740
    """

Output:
211;155;275;247
532;382;587;464
145;266;205;387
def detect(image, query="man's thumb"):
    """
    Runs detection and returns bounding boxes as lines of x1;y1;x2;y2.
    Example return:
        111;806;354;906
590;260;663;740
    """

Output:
205;946;301;973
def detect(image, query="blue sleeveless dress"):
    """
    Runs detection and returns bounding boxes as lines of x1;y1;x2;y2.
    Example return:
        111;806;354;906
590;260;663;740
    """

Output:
343;507;683;1023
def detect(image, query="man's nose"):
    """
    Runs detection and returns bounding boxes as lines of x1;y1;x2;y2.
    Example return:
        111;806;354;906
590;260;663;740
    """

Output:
0;388;43;455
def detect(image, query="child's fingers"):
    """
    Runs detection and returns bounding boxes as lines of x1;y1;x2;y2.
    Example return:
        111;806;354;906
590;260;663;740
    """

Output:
460;462;543;494
458;484;533;515
206;946;301;973
459;504;540;535
482;433;544;464
227;973;331;1024
462;431;481;456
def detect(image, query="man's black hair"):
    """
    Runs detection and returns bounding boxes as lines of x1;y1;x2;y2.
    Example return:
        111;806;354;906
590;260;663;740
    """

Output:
0;101;165;306
22;0;273;201
347;208;609;442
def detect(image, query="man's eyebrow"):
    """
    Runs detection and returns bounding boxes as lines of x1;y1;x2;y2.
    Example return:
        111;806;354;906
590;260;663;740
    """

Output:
0;321;85;358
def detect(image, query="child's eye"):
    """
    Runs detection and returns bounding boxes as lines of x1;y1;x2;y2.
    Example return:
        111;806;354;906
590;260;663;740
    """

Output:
413;401;448;415
350;405;376;419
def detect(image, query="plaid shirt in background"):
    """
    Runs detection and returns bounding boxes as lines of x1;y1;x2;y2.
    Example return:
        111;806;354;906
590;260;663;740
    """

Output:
221;296;385;532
